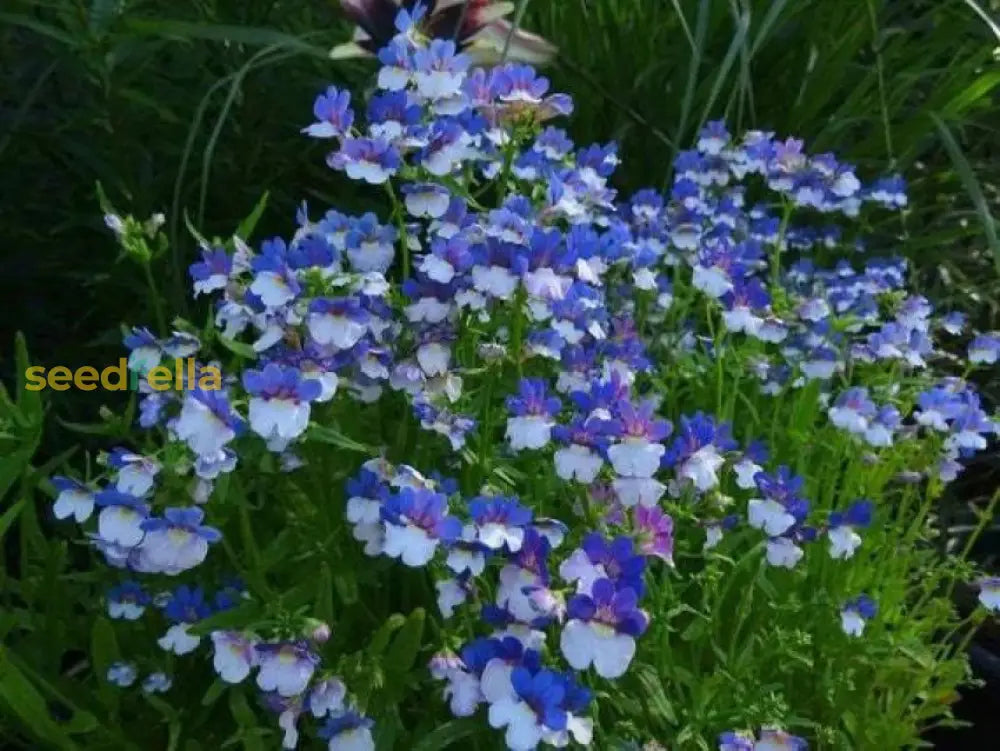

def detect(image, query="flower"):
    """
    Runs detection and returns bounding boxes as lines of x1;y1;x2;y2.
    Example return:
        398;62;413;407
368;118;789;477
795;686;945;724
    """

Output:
320;709;375;751
331;0;555;65
51;476;95;523
505;379;562;450
840;595;877;637
107;447;160;496
468;496;533;551
123;326;161;374
93;490;150;548
487;667;568;751
107;580;149;620
173;388;243;458
307;297;371;350
329;137;401;185
718;731;754;751
969;332;1000;365
309;678;348;718
560;532;645;595
826;499;873;560
189;246;233;296
606;401;671;479
244;363;322;448
256;642;320;697
754;727;809;750
828;387;877;435
747;467;809;538
107;662;138;687
561;578;648;678
303;86;355;138
141;672;172;694
381;487;462;566
977;577;1000;612
211;631;258;684
139;507;222;574
633;506;674;563
158;585;212;655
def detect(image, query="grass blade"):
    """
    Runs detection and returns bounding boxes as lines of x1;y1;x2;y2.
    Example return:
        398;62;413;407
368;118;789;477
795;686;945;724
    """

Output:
930;112;1000;275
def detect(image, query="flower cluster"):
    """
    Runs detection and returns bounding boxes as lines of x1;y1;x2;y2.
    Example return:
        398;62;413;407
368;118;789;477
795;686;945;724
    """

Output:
50;4;1000;749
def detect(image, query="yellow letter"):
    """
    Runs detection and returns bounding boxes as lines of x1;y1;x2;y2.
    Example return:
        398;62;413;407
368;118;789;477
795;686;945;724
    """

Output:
75;366;98;391
102;359;127;391
198;366;223;392
24;366;47;391
148;366;173;391
49;366;72;391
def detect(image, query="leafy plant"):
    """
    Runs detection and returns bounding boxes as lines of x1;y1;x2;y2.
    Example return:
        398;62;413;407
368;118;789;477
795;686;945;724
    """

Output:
17;11;1000;750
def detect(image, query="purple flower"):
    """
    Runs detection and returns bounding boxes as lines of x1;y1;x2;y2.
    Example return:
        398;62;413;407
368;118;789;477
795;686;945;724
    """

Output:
329;137;401;184
828;387;877;435
841;594;877;636
506;379;562;450
139;507;222;574
249;240;301;308
488;667;568;750
663;413;734;492
747;466;809;538
255;641;320;697
174;387;243;458
243;363;322;447
559;532;645;596
107;580;149;620
320;709;375;750
561;578;648;678
413;38;470;99
52;476;95;523
826;499;873;559
108;447;160;496
633;506;674;563
469;496;533;551
189;247;233;296
211;631;257;684
123;326;161;373
303;86;354;139
94;490;150;548
331;0;555;66
381;488;462;567
969;332;1000;365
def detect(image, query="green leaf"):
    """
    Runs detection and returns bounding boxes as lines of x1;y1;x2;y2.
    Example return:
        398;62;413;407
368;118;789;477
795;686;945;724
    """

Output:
121;19;329;58
216;335;257;360
188;600;264;636
386;608;426;675
89;617;120;710
930;112;1000;275
306;424;376;454
0;647;79;750
334;571;359;606
15;332;43;423
316;564;334;623
367;614;407;657
227;688;265;751
410;718;482;751
0;498;27;541
236;192;270;241
201;679;228;708
0;12;77;46
633;665;678;727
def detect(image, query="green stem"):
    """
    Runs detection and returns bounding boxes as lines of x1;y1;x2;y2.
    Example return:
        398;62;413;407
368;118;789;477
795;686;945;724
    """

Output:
142;260;168;334
384;181;410;280
771;202;793;292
